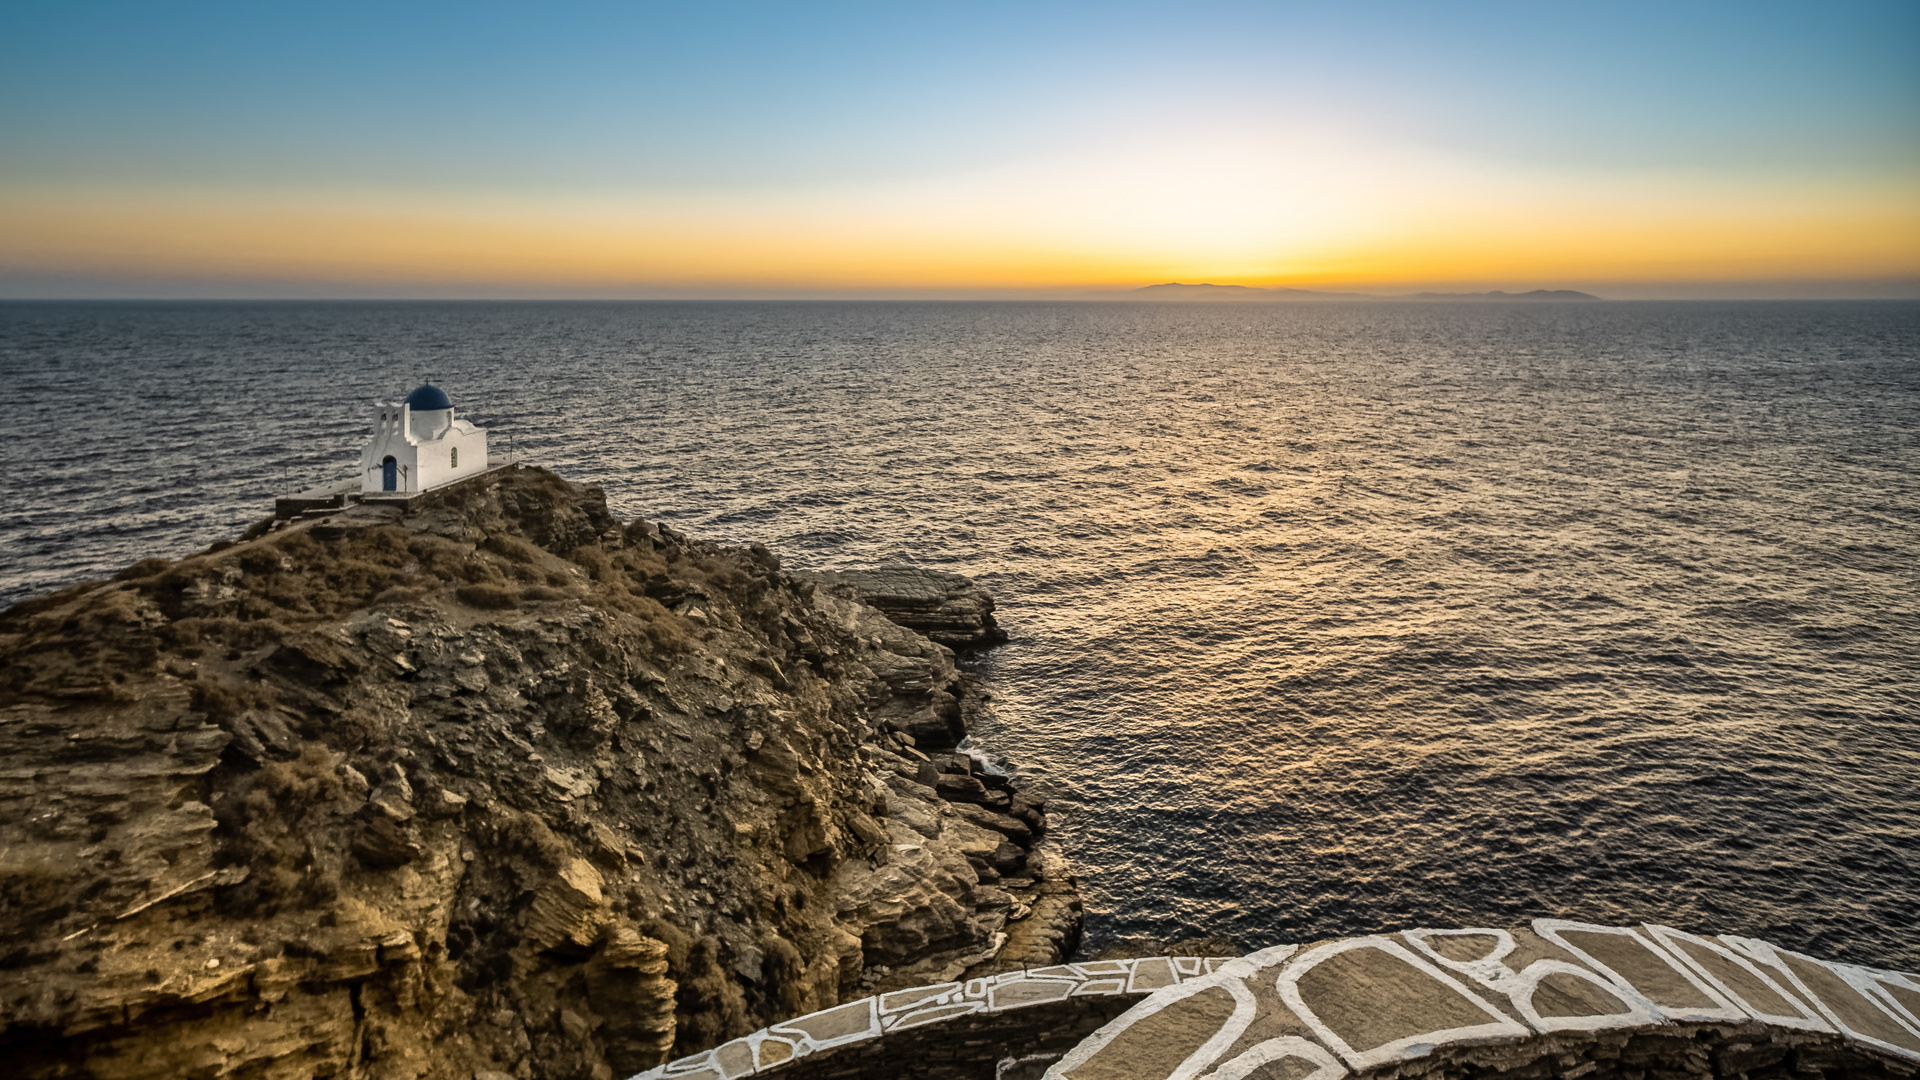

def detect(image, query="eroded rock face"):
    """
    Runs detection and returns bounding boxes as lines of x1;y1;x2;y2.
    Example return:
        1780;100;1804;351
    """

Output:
796;568;1007;650
0;466;1072;1080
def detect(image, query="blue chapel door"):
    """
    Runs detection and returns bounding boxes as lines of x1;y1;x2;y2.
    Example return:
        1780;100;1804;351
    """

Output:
382;456;397;491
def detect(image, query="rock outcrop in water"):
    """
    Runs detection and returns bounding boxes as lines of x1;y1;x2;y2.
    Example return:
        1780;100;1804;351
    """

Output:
0;465;1074;1080
795;569;1007;650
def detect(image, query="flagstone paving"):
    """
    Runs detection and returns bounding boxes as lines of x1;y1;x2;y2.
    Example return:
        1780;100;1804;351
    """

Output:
628;920;1920;1080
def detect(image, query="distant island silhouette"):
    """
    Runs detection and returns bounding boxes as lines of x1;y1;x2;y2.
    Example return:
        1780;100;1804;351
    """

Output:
1124;283;1602;301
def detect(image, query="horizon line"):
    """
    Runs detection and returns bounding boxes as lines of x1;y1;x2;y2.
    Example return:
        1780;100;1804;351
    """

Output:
7;293;1920;303
6;276;1919;304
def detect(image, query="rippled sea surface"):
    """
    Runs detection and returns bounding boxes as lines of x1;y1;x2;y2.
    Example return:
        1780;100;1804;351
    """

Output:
3;300;1916;968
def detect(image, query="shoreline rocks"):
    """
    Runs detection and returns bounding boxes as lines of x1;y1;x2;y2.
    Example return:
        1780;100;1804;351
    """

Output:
0;466;1072;1080
796;567;1008;650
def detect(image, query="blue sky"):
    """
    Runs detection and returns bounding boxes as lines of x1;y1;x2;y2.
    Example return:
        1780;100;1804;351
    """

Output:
2;1;1916;296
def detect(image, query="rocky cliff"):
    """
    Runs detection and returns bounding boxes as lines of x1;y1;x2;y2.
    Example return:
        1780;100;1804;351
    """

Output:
0;466;1076;1080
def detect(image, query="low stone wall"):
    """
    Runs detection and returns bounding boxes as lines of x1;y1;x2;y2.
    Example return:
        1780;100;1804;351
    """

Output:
272;491;350;518
635;957;1216;1080
273;460;520;520
627;921;1920;1080
758;997;1137;1080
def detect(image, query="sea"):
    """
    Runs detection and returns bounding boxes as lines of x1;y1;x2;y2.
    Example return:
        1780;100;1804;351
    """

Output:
2;300;1916;970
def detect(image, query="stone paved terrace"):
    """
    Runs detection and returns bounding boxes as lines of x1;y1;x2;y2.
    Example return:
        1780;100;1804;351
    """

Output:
628;920;1920;1080
273;457;518;518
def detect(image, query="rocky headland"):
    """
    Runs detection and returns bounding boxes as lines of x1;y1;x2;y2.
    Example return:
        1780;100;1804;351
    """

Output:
0;466;1077;1080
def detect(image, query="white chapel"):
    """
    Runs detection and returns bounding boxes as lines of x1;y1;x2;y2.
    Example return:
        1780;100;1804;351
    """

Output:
359;383;489;495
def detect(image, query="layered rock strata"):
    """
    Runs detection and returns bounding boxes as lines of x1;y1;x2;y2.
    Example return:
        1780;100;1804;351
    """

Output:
0;465;1072;1080
794;570;1006;650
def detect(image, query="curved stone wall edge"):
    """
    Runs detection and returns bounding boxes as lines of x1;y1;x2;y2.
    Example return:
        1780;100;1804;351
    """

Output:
1046;921;1920;1080
630;955;1217;1080
624;922;1920;1080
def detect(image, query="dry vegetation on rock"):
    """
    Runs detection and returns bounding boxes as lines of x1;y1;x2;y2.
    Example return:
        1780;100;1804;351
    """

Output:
0;466;1073;1080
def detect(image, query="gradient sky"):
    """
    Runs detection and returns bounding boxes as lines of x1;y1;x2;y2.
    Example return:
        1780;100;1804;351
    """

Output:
2;0;1917;298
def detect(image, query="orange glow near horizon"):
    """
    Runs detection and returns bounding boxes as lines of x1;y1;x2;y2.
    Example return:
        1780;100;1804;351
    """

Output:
4;152;1917;297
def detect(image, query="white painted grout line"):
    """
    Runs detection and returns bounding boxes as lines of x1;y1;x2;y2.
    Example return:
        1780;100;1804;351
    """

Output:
1276;936;1532;1071
629;923;1920;1080
1640;924;1832;1032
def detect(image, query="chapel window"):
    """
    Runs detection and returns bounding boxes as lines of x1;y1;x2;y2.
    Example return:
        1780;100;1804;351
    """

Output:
451;447;458;468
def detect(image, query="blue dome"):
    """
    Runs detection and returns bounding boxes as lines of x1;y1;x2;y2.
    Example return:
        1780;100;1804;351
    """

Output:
403;384;452;411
